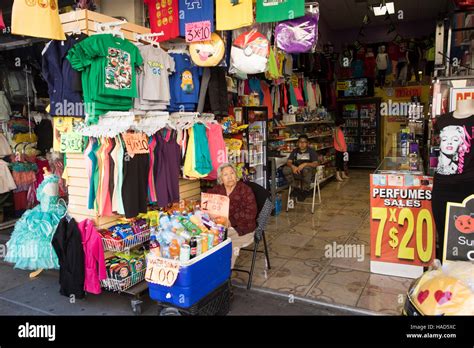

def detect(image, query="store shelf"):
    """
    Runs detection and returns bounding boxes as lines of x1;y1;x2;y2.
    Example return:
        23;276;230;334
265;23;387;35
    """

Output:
283;121;334;126
249;162;264;167
283;133;333;142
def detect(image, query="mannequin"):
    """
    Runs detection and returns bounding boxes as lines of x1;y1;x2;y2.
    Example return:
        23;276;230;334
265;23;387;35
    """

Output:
432;98;474;261
376;45;389;87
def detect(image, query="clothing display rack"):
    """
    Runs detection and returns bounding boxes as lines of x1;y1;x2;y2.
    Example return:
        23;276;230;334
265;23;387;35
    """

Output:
60;10;201;229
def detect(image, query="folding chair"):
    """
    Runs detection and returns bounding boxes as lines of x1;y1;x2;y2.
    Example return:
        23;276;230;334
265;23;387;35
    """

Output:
232;182;272;290
286;170;321;214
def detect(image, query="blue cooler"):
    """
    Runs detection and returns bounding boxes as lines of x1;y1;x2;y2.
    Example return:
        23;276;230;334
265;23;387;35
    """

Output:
148;238;232;308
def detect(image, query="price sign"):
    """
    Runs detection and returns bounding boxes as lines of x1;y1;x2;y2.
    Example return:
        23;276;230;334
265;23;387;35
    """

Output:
60;132;83;153
370;174;436;267
145;255;180;287
185;21;211;43
201;192;230;226
443;194;474;263
121;132;149;157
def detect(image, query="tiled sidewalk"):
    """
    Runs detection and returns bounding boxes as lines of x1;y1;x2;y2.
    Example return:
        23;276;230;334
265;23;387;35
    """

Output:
232;170;412;315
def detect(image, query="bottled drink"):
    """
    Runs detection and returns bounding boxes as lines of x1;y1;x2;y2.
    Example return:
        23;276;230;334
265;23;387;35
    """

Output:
178;216;200;233
180;244;190;263
189;237;197;259
189;214;210;234
195;235;202;256
201;234;209;253
169;239;180;260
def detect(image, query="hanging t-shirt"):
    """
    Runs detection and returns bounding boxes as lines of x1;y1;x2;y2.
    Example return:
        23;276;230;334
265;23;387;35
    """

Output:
256;0;305;23
216;0;253;30
178;0;214;37
144;0;180;42
435;112;474;183
137;45;175;103
11;0;65;41
67;34;143;122
169;53;202;111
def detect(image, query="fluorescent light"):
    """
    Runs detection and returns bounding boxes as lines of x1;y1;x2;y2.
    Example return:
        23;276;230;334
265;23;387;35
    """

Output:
372;2;395;16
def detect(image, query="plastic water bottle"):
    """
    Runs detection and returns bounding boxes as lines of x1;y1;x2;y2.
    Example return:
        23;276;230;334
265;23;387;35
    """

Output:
275;194;282;215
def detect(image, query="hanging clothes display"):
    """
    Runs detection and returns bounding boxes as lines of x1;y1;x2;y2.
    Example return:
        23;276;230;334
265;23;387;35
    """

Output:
77;219;107;295
144;0;180;42
35;119;53;155
52;217;86;299
0;133;11;157
5;174;66;270
67;34;143;124
256;0;305;23
42;33;87;117
193;123;213;175
216;0;253;30
0;9;5;31
0;159;16;194
183;125;208;178
134;45;175;111
205;123;227;181
178;0;214;36
154;129;181;208
122;150;149;218
168;53;202;112
11;0;66;41
0;91;11;120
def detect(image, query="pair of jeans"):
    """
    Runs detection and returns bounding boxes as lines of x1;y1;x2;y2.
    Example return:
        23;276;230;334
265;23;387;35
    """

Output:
282;166;314;191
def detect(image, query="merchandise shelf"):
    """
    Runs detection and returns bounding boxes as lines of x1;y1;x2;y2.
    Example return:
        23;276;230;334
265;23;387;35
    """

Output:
101;269;146;293
101;229;151;252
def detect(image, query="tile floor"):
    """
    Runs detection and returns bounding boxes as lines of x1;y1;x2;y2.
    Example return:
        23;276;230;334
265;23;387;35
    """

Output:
232;169;412;315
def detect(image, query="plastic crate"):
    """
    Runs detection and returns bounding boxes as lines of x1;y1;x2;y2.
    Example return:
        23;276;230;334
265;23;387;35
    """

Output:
158;279;231;316
148;238;232;308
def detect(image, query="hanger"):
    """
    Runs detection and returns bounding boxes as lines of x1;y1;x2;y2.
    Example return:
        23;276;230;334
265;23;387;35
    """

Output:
167;43;189;54
94;20;127;40
135;32;164;48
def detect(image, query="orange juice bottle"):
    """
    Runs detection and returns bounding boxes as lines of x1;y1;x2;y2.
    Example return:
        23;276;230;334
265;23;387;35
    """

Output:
169;239;180;260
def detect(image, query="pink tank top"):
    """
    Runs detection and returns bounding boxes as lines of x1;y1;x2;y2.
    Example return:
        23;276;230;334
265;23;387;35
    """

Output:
334;127;347;152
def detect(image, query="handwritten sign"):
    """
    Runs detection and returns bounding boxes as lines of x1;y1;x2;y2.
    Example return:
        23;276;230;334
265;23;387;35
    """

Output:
60;132;83;153
201;192;230;226
122;132;149;156
185;21;211;43
145;255;180;287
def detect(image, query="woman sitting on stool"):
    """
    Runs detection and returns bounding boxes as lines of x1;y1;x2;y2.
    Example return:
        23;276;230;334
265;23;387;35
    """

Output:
208;163;258;268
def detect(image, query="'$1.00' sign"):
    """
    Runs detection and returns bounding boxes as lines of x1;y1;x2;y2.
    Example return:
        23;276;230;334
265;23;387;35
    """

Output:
145;255;180;287
371;207;435;266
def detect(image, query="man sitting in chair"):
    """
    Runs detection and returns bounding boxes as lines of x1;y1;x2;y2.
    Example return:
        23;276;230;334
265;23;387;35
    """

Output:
282;134;318;201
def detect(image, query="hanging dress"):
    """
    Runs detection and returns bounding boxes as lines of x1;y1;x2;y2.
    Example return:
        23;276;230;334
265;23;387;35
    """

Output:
5;174;66;270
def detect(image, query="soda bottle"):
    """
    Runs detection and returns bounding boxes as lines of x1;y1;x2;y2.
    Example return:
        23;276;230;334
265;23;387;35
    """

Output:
169;239;180;260
189;237;197;259
180;244;190;263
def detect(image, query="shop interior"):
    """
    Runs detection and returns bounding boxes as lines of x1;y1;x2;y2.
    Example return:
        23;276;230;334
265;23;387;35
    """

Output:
0;0;473;317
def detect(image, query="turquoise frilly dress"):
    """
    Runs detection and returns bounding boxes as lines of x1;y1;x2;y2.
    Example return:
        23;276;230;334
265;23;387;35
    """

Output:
5;174;66;270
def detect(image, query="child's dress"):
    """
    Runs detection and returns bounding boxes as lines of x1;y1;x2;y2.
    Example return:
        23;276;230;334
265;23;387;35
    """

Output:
5;174;66;270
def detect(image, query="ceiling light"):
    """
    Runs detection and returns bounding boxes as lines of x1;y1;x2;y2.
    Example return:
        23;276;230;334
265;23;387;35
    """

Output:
372;2;395;16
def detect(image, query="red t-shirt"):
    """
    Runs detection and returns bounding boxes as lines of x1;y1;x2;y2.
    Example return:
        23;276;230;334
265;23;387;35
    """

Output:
144;0;179;42
208;181;257;236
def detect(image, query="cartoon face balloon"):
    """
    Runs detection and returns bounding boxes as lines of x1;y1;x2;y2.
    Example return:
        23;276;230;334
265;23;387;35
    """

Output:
415;275;474;315
189;33;225;67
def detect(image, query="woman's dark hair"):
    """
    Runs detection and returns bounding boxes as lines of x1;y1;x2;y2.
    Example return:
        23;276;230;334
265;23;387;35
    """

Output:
335;118;345;126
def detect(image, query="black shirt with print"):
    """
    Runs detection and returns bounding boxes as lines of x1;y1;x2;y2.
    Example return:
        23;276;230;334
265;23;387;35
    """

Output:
435;112;474;184
288;147;318;167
